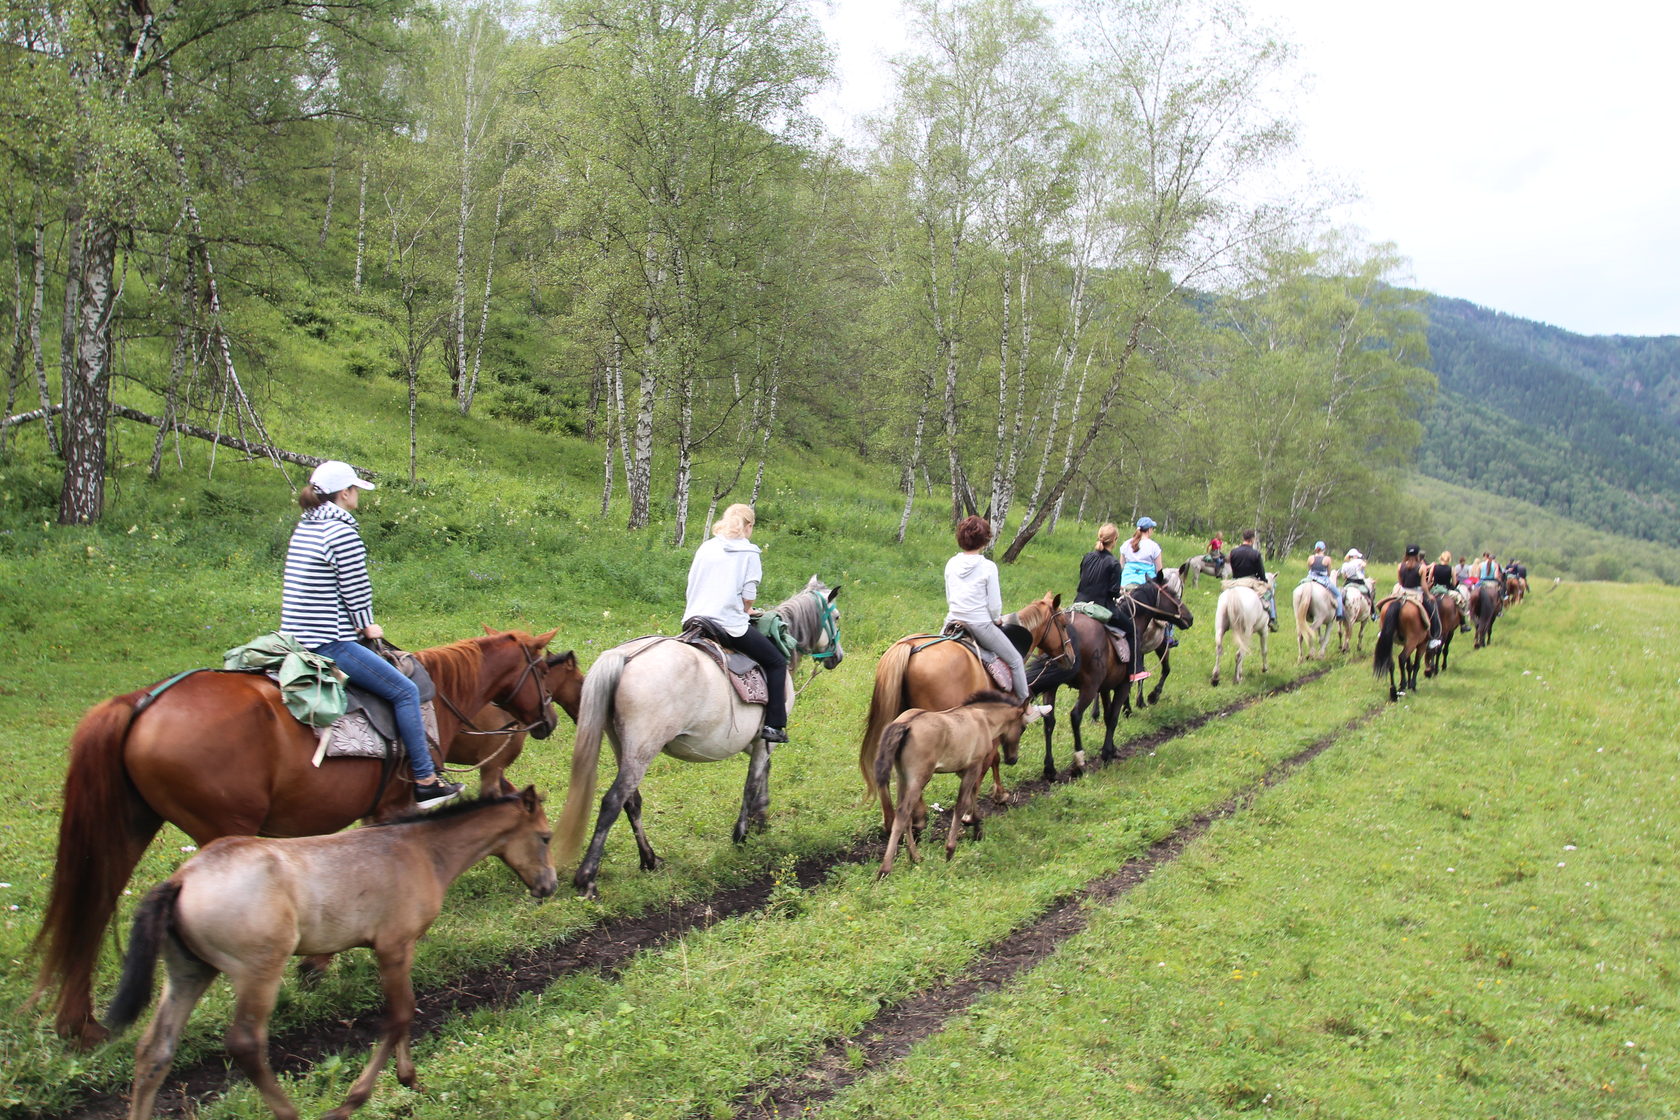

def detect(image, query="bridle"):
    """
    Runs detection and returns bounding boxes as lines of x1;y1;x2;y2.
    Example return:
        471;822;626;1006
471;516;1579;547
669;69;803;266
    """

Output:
436;639;557;739
1013;601;1074;674
802;588;844;665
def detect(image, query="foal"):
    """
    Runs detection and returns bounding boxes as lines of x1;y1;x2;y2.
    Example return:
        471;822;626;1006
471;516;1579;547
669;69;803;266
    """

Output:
874;691;1050;877
104;789;558;1120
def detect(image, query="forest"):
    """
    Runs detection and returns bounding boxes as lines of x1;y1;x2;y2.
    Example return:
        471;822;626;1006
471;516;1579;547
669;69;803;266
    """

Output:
0;0;1448;562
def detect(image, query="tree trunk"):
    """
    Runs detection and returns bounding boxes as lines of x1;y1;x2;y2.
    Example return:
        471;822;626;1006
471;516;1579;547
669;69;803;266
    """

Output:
750;363;778;505
27;219;55;455
353;153;369;294
319;136;339;250
149;253;197;478
459;165;504;416
671;364;693;547
988;265;1011;539
628;239;664;531
57;221;117;524
58;203;85;458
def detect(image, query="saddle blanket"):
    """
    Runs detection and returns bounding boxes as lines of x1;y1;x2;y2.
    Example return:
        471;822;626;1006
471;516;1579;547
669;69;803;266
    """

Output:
629;629;769;706
313;702;442;763
923;626;1017;693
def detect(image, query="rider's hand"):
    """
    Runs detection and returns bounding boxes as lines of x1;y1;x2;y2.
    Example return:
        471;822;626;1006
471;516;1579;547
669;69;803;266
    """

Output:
361;623;385;641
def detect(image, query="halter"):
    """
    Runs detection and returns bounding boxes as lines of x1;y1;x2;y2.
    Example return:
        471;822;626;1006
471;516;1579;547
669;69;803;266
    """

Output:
802;589;844;663
1014;603;1075;674
435;639;557;739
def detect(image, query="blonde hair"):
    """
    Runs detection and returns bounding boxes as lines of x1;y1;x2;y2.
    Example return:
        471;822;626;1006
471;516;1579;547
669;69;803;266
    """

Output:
1438;550;1453;565
1096;523;1118;550
712;503;755;539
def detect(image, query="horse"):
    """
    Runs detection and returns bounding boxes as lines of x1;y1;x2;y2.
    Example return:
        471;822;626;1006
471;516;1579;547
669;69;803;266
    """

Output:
1130;564;1196;709
1292;579;1339;661
1469;580;1502;648
1030;580;1193;780
857;592;1066;821
1430;592;1464;676
1183;553;1225;588
104;789;557;1120
873;693;1050;877
554;577;844;900
450;652;583;795
1372;596;1429;701
34;628;568;1046
1339;582;1374;652
1504;573;1527;605
1211;574;1276;686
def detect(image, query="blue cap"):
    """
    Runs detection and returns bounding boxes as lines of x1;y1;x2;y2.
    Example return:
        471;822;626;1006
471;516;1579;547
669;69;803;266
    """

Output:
1314;540;1326;550
1136;516;1157;530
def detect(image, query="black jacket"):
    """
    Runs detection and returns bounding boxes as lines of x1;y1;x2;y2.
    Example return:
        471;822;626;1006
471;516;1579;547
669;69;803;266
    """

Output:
1076;549;1122;614
1228;543;1266;580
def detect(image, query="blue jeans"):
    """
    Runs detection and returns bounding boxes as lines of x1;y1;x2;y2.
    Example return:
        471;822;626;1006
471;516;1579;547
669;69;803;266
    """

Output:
313;640;436;782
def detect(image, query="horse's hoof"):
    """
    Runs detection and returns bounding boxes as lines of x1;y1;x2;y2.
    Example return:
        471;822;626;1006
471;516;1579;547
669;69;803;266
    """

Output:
296;956;330;988
640;854;662;872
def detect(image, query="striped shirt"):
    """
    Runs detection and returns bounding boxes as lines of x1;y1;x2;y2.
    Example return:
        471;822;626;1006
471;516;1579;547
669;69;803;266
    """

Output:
281;503;375;648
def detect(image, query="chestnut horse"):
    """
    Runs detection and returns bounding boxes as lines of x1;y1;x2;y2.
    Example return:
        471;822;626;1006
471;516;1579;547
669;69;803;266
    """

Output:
1429;593;1463;676
34;628;570;1045
858;593;1065;831
1372;597;1429;701
1470;580;1502;648
453;652;583;795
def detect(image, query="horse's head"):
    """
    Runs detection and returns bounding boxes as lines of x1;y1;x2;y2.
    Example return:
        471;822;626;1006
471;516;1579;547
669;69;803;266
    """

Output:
1153;577;1194;630
481;626;563;739
1009;592;1066;655
997;701;1053;766
495;786;558;900
784;575;845;669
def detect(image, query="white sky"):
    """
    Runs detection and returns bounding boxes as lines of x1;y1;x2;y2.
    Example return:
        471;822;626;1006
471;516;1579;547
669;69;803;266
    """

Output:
811;0;1680;338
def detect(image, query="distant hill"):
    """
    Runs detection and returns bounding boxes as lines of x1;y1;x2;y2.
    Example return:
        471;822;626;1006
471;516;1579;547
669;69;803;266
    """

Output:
1417;297;1680;546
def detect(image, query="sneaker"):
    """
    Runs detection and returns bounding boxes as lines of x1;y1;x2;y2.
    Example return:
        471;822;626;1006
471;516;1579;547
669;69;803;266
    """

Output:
414;779;464;807
1128;671;1151;683
1165;637;1179;649
760;725;789;743
1459;623;1471;633
1428;638;1443;650
1267;619;1279;633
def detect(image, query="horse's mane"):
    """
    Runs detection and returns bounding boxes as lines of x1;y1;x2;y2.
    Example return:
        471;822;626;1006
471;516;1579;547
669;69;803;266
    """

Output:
961;689;1018;707
412;635;493;701
772;585;822;644
374;791;520;828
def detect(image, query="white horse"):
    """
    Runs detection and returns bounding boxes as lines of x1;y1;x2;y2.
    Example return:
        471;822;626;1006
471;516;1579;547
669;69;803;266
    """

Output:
1183;554;1225;588
1292;579;1338;661
1340;582;1374;652
555;577;844;899
1211;573;1274;686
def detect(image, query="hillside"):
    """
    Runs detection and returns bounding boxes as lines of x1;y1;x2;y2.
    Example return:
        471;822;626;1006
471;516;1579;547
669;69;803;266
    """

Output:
1418;297;1680;545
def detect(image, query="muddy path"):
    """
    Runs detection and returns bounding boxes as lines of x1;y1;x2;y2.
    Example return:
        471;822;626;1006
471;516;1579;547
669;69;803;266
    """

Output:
53;667;1337;1120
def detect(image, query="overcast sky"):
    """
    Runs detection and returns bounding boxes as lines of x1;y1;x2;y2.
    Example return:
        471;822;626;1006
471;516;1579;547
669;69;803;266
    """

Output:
811;0;1680;338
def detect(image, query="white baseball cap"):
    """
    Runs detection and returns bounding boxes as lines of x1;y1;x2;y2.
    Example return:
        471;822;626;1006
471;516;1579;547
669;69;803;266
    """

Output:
309;460;375;493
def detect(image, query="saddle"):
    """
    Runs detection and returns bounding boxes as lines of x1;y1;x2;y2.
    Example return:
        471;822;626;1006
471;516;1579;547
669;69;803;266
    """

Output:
677;618;769;706
310;651;443;765
928;622;1024;693
1068;602;1132;668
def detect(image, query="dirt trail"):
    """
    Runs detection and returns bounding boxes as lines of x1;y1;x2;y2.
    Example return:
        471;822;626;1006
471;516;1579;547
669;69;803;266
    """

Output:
51;667;1336;1120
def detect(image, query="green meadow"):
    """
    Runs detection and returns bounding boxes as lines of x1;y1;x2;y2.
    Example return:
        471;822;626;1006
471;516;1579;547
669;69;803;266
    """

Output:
1;389;1672;1119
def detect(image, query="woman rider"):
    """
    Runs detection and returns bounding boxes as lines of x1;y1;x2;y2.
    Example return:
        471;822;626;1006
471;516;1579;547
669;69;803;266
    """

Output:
1076;522;1149;684
683;503;788;742
944;515;1029;702
282;460;463;806
1394;545;1444;649
1433;550;1471;633
1119;516;1177;651
1207;532;1225;577
1306;541;1345;619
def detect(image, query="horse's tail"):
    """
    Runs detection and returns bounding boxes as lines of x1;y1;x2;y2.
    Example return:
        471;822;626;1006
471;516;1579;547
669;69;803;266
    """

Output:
102;880;181;1037
859;641;912;801
554;649;625;871
1372;601;1400;678
874;721;911;793
31;693;160;1041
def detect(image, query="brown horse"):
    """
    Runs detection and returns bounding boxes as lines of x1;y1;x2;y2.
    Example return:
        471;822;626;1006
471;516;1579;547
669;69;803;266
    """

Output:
1504;573;1527;605
34;628;569;1046
1429;593;1463;676
104;789;557;1120
1372;596;1429;701
452;651;583;795
873;693;1050;877
1030;580;1194;780
1470;580;1502;648
858;592;1065;832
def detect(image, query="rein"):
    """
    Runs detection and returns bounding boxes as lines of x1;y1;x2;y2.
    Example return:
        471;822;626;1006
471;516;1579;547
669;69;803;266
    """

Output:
403;639;555;739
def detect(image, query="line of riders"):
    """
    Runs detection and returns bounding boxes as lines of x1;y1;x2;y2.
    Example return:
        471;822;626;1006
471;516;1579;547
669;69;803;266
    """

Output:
288;460;1529;808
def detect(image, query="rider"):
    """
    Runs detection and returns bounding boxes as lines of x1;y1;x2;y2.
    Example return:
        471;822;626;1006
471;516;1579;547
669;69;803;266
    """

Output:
944;515;1029;702
1207;532;1226;577
1076;522;1149;684
1305;541;1344;620
282;460;463;806
1119;516;1176;650
1227;528;1276;632
1394;545;1443;649
1455;555;1474;590
1432;550;1471;633
684;503;789;742
1339;548;1370;601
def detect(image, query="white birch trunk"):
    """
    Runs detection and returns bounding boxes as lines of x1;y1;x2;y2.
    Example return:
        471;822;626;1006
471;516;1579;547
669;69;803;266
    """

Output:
459;166;504;416
353;153;369;294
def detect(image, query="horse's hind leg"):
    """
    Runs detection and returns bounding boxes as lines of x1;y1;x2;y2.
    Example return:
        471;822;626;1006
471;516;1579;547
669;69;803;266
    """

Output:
574;750;655;900
947;766;984;860
624;789;661;872
223;957;298;1120
733;739;773;844
128;940;218;1120
323;942;416;1120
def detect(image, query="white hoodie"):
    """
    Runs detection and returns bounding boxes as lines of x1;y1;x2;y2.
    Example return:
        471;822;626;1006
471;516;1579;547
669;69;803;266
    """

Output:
944;552;1002;626
685;534;762;636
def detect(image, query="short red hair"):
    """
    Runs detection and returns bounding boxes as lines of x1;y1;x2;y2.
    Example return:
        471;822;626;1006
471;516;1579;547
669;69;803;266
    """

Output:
955;515;991;551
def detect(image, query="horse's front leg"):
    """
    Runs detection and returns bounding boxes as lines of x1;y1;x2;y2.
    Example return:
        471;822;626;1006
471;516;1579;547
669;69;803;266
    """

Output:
733;738;773;844
623;788;661;871
1147;649;1170;705
947;765;985;859
1067;688;1093;778
1100;687;1123;763
1039;689;1059;782
323;942;417;1120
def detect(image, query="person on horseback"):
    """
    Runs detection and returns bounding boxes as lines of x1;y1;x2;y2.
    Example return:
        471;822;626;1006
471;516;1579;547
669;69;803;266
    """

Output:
1477;551;1503;595
944;515;1029;702
1076;522;1150;684
282;461;463;806
1119;516;1177;650
1455;555;1474;590
1305;541;1344;620
1206;533;1225;577
1433;550;1472;633
1227;528;1277;632
1339;548;1370;597
1394;545;1443;649
684;503;789;742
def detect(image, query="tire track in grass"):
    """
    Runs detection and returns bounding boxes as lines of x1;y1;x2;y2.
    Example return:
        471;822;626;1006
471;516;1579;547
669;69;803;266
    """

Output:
50;667;1336;1120
729;696;1384;1120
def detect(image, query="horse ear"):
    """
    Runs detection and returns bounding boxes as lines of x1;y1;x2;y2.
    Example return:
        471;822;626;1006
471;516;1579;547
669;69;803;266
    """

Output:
483;624;499;636
1050;592;1061;609
827;586;841;603
547;650;577;668
533;628;559;648
519;784;541;811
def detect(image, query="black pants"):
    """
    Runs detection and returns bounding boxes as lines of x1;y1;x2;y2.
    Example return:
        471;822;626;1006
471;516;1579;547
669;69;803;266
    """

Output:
1421;595;1441;640
715;625;788;727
